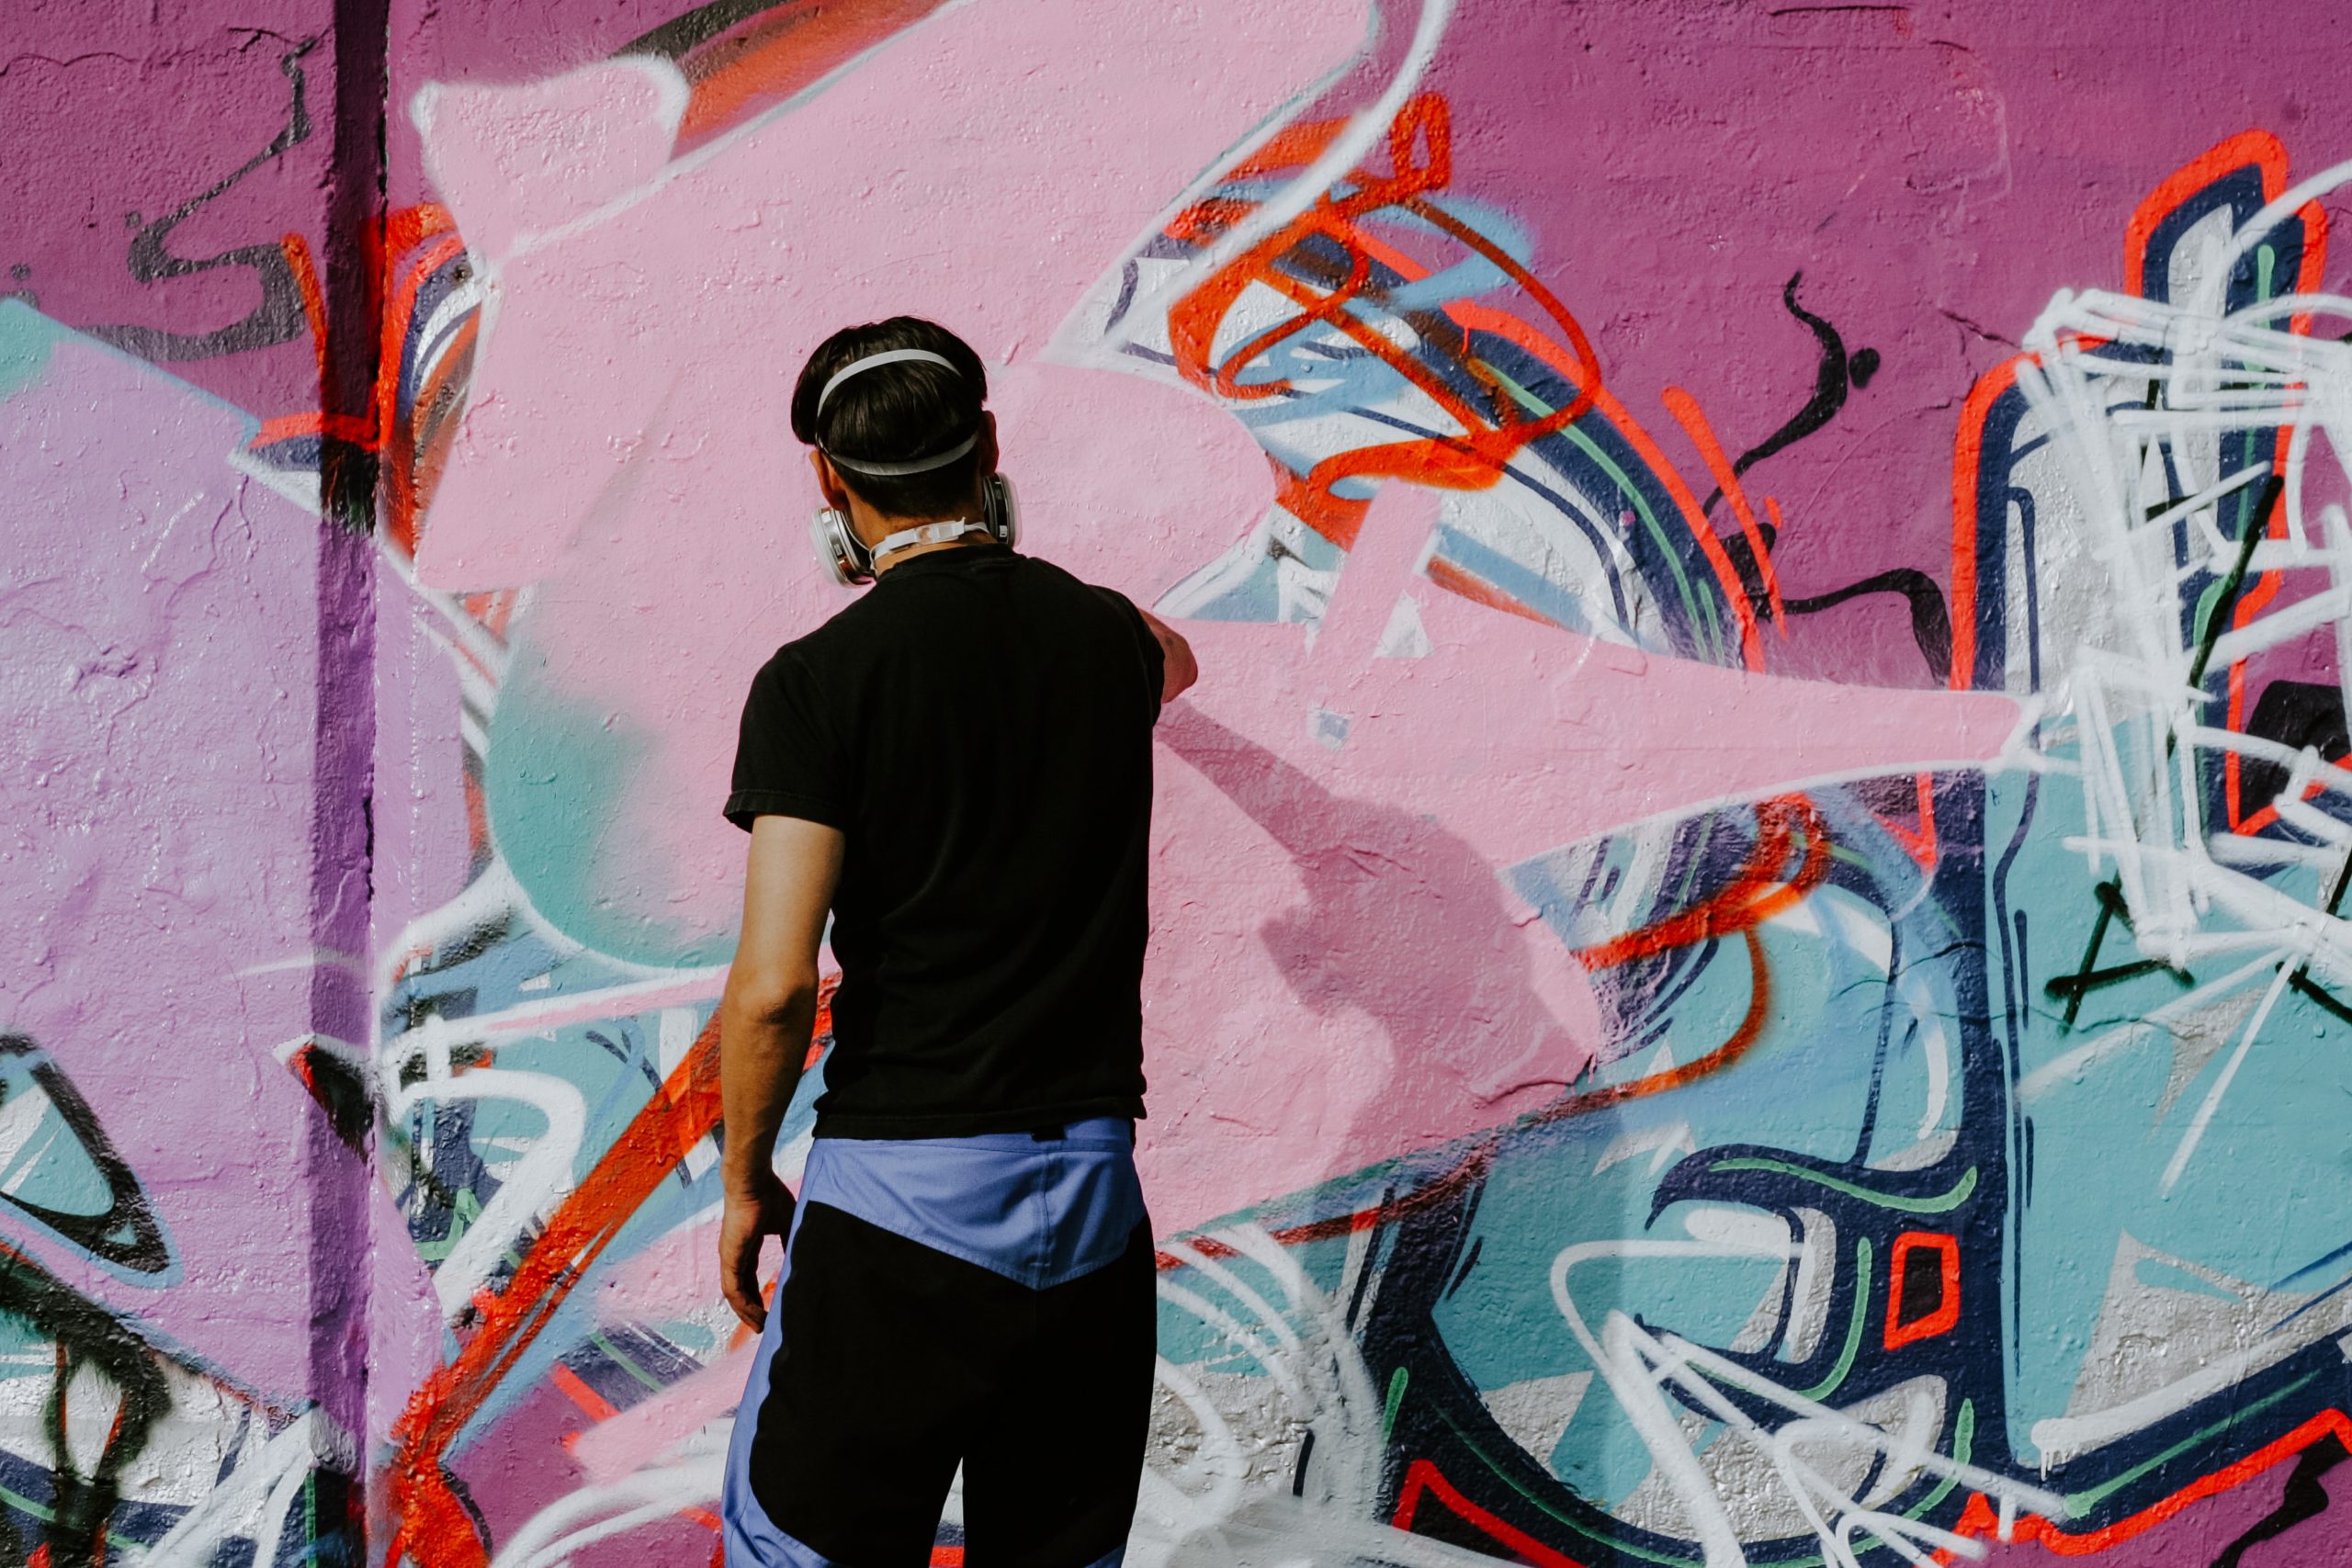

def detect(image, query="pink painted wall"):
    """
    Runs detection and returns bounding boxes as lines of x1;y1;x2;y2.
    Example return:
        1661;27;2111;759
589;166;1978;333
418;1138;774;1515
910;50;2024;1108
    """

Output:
8;1;2352;1562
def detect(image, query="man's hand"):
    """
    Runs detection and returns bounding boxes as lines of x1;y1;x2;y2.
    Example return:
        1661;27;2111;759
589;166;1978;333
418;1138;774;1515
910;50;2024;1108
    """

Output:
1138;607;1199;704
719;1168;797;1331
718;815;842;1331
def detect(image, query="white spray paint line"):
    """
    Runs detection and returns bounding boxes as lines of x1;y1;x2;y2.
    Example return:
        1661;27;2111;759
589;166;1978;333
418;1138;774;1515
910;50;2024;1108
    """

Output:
236;947;368;980
1155;1269;1311;1408
2160;949;2298;1193
390;1066;587;1319
141;1412;345;1568
488;1448;726;1568
2017;950;2283;1101
1549;1239;1796;1565
2188;158;2352;324
1548;1237;2066;1565
1112;0;1458;353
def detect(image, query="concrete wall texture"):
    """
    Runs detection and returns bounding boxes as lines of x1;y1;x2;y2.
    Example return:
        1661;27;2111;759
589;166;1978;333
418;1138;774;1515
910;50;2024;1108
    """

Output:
6;0;2352;1562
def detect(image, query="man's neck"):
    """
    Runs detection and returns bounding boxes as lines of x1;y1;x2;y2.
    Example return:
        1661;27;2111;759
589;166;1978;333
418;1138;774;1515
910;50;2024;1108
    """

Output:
858;510;989;575
876;535;989;572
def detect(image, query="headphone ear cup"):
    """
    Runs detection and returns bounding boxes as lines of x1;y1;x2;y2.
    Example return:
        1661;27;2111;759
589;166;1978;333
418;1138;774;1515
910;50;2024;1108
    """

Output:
984;472;1020;549
809;507;868;586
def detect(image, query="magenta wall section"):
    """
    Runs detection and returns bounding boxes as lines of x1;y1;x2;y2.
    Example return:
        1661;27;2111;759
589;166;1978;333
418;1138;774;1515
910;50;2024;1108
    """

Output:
6;1;2352;1563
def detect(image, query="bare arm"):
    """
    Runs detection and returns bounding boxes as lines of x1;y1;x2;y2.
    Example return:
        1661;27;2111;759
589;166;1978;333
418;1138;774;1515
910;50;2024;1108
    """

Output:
1137;607;1199;704
718;814;845;1329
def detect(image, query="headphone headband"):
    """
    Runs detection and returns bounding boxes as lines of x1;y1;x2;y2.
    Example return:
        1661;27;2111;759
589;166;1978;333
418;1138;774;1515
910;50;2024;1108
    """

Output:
813;346;977;477
815;347;961;413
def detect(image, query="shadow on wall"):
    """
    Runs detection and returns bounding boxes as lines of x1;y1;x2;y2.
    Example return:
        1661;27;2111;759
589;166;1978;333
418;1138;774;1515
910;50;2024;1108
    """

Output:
1159;699;1592;1179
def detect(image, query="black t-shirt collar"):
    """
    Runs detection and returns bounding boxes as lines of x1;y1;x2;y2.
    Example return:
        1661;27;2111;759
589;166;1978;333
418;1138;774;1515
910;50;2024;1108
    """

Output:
873;541;1015;581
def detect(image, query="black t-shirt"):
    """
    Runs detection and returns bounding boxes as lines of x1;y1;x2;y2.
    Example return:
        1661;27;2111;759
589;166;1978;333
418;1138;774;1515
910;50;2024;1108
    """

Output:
725;545;1165;1138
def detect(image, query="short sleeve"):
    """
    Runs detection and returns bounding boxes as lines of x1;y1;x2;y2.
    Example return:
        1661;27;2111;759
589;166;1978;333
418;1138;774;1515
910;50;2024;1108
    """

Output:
1091;586;1167;724
724;650;852;831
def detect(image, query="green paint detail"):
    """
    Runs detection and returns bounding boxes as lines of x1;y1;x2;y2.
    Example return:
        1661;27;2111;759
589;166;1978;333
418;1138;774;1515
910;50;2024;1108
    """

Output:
1710;1159;1978;1214
2059;876;2122;1029
2189;576;2233;668
1901;1397;1973;1521
1485;362;1724;662
0;1483;55;1523
0;301;58;402
2064;1370;2314;1515
1672;815;1724;908
414;1187;485;1263
1382;1364;1409;1440
1432;1400;1717;1567
1797;1236;1874;1402
0;1480;142;1552
1829;842;1881;874
1558;426;1724;661
593;1330;666;1393
2188;483;2271;690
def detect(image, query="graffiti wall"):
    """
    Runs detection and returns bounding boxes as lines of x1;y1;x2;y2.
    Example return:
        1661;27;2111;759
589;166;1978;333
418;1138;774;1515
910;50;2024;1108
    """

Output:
7;0;2352;1562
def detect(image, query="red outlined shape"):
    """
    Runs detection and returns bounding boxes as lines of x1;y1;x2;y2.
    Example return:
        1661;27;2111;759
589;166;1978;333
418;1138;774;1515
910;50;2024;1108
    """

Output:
2121;130;2295;304
1394;1458;1591;1567
1949;133;2328;702
1945;355;2022;692
1948;131;2339;849
1884;1230;1961;1349
1932;1409;2352;1562
2130;133;2336;831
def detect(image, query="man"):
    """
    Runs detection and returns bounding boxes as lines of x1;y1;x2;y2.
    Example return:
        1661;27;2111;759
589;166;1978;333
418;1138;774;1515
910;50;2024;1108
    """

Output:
716;316;1197;1567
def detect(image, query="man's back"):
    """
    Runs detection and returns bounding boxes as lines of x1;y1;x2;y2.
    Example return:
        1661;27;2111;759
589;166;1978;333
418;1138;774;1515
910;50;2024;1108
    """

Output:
719;317;1189;1567
727;544;1165;1136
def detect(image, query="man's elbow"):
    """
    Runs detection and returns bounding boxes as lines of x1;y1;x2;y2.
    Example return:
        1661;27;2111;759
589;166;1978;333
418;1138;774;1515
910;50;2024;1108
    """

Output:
1141;609;1200;702
725;966;820;1027
1163;638;1199;703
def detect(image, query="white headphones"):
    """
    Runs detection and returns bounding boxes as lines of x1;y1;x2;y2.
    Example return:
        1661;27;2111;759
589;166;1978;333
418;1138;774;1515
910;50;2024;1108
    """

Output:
808;348;1020;587
810;472;1020;587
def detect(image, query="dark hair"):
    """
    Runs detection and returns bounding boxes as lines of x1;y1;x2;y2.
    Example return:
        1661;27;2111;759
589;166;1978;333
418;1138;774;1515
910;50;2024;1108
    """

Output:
789;316;989;517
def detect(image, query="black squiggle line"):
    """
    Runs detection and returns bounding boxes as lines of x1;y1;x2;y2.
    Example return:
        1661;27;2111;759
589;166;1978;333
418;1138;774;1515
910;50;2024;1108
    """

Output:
1721;516;1954;682
1700;272;1944;676
1783;568;1953;683
1701;271;1871;515
2210;1432;2346;1568
81;38;316;364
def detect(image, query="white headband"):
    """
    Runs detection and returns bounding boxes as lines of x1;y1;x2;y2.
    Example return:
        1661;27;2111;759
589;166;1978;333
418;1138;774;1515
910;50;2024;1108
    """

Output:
816;347;960;412
814;347;978;475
